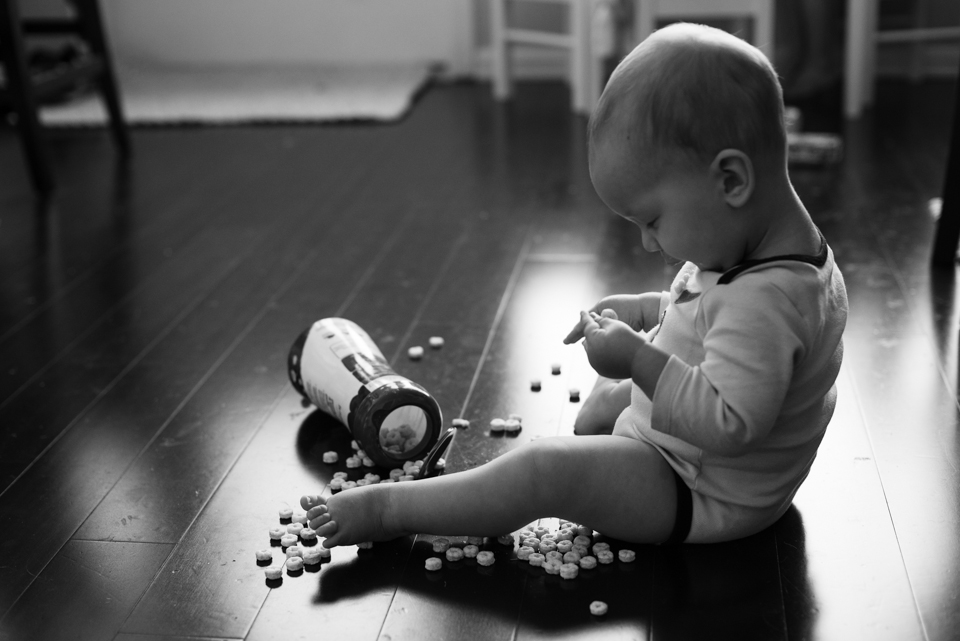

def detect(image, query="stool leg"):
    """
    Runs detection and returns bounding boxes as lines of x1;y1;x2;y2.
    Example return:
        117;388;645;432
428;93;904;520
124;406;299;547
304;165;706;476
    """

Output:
73;0;130;155
491;0;511;100
0;0;54;193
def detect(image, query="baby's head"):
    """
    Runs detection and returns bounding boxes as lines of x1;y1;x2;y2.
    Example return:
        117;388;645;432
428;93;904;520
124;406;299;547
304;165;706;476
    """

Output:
588;23;788;270
590;22;785;177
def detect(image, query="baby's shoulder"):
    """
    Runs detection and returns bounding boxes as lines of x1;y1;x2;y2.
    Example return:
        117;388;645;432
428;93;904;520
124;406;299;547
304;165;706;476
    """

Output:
704;255;844;325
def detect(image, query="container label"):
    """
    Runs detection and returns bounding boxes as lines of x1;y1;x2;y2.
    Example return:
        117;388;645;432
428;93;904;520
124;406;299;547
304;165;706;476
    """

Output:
298;318;397;426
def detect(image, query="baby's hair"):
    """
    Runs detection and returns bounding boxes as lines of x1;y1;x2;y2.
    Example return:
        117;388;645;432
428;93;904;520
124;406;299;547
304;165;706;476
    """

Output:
589;23;786;172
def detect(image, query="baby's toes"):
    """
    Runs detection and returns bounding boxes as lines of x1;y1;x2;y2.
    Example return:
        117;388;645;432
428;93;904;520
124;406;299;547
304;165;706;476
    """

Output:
300;494;325;510
316;519;339;542
308;506;331;530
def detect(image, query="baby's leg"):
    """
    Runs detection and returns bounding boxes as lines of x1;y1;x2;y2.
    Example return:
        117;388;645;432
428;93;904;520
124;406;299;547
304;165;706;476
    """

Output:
303;435;677;547
573;377;632;435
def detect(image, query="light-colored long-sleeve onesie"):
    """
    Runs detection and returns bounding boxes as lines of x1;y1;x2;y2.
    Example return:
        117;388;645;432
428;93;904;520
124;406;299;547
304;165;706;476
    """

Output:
614;238;848;542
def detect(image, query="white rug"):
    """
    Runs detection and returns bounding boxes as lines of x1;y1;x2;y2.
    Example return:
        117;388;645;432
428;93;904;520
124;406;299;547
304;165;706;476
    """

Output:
39;62;433;126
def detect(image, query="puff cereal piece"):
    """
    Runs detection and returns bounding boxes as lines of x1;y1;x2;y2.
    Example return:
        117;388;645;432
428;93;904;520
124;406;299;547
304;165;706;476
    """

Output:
559;562;579;579
264;566;282;580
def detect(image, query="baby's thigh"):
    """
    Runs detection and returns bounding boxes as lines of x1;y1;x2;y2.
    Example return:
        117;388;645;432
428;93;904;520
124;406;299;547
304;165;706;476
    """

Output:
530;435;678;544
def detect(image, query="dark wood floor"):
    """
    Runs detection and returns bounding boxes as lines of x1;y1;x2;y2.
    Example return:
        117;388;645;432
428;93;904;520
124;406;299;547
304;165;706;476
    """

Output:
0;77;957;641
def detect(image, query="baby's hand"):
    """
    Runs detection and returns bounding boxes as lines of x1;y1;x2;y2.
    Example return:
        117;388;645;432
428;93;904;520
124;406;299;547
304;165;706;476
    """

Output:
563;295;643;344
580;311;646;379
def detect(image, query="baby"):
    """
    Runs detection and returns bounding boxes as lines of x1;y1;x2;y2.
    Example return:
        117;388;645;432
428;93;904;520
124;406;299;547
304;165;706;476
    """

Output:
301;23;847;547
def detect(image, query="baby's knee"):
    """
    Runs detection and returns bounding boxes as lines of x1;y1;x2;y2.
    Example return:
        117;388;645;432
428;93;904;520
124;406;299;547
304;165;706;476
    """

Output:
523;437;583;502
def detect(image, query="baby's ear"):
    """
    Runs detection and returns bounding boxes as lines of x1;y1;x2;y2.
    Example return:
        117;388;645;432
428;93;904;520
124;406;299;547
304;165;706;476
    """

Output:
710;149;754;208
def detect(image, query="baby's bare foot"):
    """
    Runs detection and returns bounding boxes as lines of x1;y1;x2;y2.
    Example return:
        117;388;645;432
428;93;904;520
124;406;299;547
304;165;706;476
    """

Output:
573;377;629;435
300;487;394;548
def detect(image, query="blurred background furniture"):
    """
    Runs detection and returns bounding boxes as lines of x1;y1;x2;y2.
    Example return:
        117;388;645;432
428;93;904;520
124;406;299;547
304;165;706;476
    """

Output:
634;0;776;61
845;0;960;118
489;0;773;114
0;0;128;193
929;64;959;267
490;0;599;113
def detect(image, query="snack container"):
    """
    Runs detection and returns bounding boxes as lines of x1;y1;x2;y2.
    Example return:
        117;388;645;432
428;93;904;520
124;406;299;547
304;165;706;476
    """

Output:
289;318;442;467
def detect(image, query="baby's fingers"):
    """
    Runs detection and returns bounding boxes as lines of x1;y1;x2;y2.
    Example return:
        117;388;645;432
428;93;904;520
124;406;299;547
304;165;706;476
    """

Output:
580;310;601;338
563;316;587;344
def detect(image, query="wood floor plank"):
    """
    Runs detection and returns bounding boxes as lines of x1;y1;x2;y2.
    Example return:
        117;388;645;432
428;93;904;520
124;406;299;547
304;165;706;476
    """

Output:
0;540;172;641
0;124;390;615
0;129;288;337
0;224;256;491
71;135;385;545
647;531;784;641
120;87;536;639
245;221;535;641
813;83;960;641
0;131;375;488
782;366;924;640
378;256;609;641
0;129;367;403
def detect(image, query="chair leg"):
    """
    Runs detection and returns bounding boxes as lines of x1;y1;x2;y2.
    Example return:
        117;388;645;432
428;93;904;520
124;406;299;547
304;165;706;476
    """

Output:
0;0;54;193
754;0;775;62
490;0;511;100
570;0;587;113
931;78;960;267
73;0;130;155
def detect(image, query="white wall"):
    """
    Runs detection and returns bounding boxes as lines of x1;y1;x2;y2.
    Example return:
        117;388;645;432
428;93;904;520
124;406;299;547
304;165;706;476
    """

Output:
98;0;474;74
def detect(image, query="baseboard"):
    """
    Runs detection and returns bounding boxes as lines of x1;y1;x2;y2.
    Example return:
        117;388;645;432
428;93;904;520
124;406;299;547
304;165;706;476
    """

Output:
472;45;572;81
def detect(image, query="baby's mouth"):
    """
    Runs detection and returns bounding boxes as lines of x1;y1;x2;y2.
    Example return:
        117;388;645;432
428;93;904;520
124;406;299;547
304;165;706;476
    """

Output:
661;252;683;266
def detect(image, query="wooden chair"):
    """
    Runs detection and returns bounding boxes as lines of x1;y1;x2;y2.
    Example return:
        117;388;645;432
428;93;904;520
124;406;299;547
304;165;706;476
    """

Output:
0;0;128;193
633;0;775;60
490;0;604;114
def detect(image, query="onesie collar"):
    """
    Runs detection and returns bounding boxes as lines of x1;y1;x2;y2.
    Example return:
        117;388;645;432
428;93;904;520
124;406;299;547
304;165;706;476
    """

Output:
716;229;828;285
